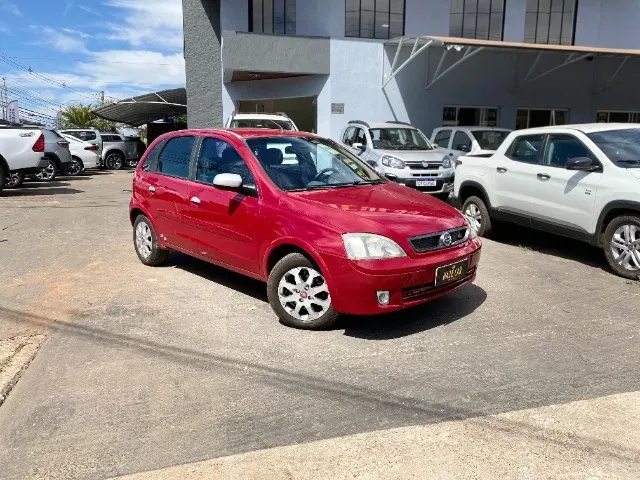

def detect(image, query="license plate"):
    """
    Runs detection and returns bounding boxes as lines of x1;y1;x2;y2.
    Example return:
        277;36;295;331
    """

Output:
416;179;436;187
435;259;468;286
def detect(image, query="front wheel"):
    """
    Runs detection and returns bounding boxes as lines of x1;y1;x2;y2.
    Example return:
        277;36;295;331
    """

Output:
267;253;339;330
133;215;169;266
6;172;25;188
462;196;492;237
603;215;640;280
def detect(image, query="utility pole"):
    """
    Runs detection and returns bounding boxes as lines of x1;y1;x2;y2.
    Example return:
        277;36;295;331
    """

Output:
1;77;7;120
100;91;105;104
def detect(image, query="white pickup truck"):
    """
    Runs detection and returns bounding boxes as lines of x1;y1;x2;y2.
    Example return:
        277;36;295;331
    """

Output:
0;123;49;191
453;123;640;279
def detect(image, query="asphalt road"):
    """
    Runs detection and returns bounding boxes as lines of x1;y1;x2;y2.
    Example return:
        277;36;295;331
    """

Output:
0;171;638;479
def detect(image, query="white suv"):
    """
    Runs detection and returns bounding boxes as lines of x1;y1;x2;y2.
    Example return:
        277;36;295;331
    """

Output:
453;123;640;279
339;121;455;200
431;126;511;167
225;112;298;131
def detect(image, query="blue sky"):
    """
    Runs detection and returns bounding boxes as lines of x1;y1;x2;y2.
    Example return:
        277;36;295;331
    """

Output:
0;0;185;124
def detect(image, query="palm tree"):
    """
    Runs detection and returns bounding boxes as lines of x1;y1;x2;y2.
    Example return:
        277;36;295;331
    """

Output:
61;105;94;128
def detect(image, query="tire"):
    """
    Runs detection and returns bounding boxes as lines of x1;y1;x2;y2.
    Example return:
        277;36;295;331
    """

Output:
64;157;84;176
6;172;25;188
267;253;340;330
105;152;124;170
603;215;640;280
133;215;169;266
0;164;6;193
462;195;493;237
34;158;57;181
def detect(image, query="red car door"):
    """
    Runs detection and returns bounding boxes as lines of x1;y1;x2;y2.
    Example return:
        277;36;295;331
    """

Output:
179;136;262;275
146;135;196;249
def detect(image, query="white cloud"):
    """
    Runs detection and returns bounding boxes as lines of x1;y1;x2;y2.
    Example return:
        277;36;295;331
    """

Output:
104;0;183;52
30;25;88;53
0;0;21;16
62;27;92;39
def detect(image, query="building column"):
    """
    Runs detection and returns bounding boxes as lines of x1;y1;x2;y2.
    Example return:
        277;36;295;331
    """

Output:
183;0;223;128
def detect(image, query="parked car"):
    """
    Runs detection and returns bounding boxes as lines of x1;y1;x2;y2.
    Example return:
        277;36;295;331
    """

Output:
129;128;482;330
59;128;103;157
431;126;512;167
225;112;299;131
100;132;140;170
30;129;73;182
453;123;640;279
61;133;100;175
339;121;455;200
0;122;49;190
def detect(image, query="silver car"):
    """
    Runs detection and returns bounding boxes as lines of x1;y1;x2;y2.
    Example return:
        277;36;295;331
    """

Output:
339;121;455;200
32;129;73;181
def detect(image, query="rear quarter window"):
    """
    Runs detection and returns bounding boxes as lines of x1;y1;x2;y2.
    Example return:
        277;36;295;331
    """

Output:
506;135;544;164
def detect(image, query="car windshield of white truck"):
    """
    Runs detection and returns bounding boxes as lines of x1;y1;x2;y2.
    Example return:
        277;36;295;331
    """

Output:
369;128;434;150
472;130;510;151
587;129;640;168
231;119;295;130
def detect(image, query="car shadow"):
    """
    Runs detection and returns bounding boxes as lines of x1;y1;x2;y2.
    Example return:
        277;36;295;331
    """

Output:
15;181;72;189
341;284;487;340
492;223;609;271
166;253;487;339
2;182;84;196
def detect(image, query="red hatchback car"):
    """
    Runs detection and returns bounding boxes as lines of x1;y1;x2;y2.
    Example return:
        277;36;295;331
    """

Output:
129;129;481;329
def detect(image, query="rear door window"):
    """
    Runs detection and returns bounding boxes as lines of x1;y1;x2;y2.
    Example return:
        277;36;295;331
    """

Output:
156;136;195;179
452;131;472;151
434;129;452;148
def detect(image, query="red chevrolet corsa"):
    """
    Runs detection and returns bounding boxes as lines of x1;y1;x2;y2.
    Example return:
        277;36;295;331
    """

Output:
129;129;481;329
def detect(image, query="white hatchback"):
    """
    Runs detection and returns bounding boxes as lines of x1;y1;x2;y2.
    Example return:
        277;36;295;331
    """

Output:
62;134;100;175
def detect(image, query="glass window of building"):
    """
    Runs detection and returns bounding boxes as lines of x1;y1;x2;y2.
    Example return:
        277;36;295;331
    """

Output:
524;0;578;45
449;0;506;41
442;106;499;126
346;0;405;39
516;108;568;129
251;0;296;35
597;111;640;123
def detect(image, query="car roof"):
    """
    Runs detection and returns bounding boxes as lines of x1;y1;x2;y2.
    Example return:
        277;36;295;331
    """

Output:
181;128;318;139
514;123;640;134
348;121;417;129
232;113;291;120
434;126;512;132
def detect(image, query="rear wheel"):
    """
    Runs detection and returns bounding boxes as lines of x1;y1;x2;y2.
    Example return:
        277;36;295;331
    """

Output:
34;158;57;181
603;215;640;280
462;196;492;237
105;152;124;170
64;157;84;176
267;253;339;330
133;215;169;266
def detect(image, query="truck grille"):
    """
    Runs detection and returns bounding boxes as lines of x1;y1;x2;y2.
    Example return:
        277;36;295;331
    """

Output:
408;227;468;253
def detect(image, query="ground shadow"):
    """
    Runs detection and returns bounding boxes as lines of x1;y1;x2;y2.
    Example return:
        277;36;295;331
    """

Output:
1;185;84;196
492;223;609;272
341;284;487;340
164;253;268;302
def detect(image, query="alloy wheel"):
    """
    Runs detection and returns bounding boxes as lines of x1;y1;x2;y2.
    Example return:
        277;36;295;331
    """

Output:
6;173;23;188
464;203;482;232
35;160;56;181
135;221;153;259
610;224;640;271
65;159;83;176
105;154;123;170
277;266;331;322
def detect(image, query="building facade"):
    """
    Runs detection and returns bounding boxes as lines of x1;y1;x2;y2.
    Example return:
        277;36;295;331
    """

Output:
183;0;640;139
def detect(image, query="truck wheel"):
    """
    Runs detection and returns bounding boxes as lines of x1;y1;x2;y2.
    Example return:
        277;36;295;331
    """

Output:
603;215;640;280
105;153;124;170
462;196;492;237
267;253;340;330
6;172;25;188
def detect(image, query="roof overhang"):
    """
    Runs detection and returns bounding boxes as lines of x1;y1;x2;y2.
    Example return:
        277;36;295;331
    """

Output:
92;88;186;127
383;35;640;89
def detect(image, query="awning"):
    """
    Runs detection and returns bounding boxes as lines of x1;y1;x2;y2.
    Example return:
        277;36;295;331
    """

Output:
92;88;186;127
383;35;640;89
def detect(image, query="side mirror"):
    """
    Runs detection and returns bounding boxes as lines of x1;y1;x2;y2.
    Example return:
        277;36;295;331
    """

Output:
352;142;365;151
213;173;243;188
566;157;597;171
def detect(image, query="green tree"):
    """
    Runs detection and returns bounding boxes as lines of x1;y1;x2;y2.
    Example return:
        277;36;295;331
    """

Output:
61;105;94;128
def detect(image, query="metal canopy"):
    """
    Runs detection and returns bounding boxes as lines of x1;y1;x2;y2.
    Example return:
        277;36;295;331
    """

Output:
383;35;640;90
92;88;186;127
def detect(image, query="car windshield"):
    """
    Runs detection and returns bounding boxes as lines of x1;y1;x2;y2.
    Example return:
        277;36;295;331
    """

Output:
587;129;640;168
231;119;294;130
471;130;510;150
369;128;434;150
246;136;383;191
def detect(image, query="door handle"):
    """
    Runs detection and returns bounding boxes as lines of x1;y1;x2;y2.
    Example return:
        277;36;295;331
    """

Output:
190;196;201;205
148;185;156;193
496;167;508;173
537;173;551;180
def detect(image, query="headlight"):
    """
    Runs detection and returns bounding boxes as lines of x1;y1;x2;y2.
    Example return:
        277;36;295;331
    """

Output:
381;155;406;169
442;156;452;169
342;233;407;260
464;216;478;239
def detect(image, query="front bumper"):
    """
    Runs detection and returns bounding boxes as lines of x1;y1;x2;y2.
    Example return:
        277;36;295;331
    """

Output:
384;173;455;194
321;238;482;315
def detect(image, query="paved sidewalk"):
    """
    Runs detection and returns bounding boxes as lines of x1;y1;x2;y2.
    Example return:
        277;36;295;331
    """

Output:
117;391;640;480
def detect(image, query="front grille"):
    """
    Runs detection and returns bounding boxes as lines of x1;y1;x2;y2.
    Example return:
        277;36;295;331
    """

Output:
411;173;439;178
409;227;468;253
402;267;477;302
407;162;442;170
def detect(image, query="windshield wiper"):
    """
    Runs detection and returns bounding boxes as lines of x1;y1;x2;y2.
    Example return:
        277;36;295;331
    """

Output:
286;180;383;192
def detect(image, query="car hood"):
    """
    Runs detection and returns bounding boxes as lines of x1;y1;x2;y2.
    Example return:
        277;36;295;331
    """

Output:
285;183;466;242
628;169;640;180
376;149;445;163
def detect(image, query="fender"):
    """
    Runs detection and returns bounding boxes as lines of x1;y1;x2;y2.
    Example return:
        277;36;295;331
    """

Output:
458;180;493;209
595;200;640;242
262;236;334;285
